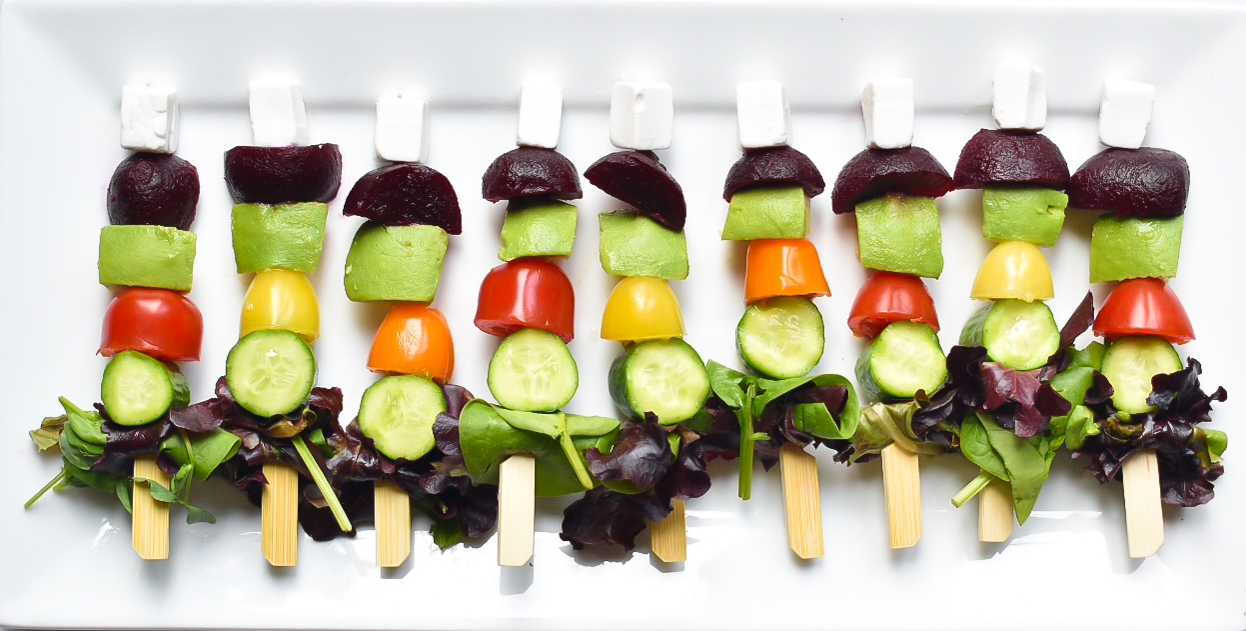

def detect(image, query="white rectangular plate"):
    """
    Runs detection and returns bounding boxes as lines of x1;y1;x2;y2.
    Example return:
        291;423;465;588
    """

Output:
1;1;1244;629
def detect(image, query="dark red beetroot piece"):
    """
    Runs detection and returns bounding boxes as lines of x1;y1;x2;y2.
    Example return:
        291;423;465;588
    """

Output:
344;163;462;234
1068;148;1189;218
224;144;343;204
482;147;582;203
107;153;200;230
829;147;953;215
584;150;686;231
953;129;1070;190
723;146;825;201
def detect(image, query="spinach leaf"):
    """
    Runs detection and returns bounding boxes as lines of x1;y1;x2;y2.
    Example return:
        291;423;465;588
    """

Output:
960;413;1007;481
706;361;747;408
979;414;1049;523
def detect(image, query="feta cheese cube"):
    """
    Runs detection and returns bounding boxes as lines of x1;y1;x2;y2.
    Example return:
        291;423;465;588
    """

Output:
120;85;178;153
736;81;790;149
516;81;562;149
861;78;913;149
610;82;673;150
248;79;308;147
375;95;430;163
992;62;1046;130
1098;79;1155;149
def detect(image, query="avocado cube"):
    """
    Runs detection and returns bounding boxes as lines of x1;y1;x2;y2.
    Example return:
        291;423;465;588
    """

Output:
598;210;689;279
1090;214;1183;283
344;223;448;303
499;199;577;261
98;225;197;291
232;203;328;273
722;185;810;241
982;187;1068;246
855;194;943;278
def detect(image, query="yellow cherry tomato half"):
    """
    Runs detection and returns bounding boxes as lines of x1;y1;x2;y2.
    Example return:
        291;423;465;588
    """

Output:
601;276;685;342
971;241;1054;302
240;269;320;343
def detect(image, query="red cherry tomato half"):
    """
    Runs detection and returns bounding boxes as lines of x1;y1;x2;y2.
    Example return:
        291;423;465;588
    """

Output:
1094;278;1194;344
847;271;940;339
100;288;204;361
474;257;575;342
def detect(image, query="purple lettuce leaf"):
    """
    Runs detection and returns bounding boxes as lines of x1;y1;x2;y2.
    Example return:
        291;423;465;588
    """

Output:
585;415;673;492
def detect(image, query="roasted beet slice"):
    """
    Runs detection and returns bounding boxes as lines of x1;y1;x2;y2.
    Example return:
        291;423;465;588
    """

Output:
723;146;825;201
344;163;461;234
584;151;685;231
953;129;1069;190
829;147;953;215
107;153;200;230
482;147;582;203
1068;148;1189;218
224;144;343;204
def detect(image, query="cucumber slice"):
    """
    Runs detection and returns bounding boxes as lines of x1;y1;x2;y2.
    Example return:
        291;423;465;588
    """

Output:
1102;336;1183;414
226;329;316;417
608;338;710;425
487;328;578;412
961;299;1060;370
856;321;947;402
358;375;446;461
101;350;189;426
736;296;825;379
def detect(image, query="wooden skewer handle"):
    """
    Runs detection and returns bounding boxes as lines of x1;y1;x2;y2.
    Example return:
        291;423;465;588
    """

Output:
881;444;922;549
132;455;169;560
978;475;1014;543
374;481;411;567
1123;449;1164;558
650;499;687;563
497;454;536;567
262;462;299;567
779;443;824;559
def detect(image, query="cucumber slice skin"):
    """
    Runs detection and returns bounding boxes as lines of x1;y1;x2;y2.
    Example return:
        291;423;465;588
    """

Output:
1102;336;1183;414
736;296;825;379
358;375;446;461
961;299;1060;371
856;321;947;402
101;350;189;426
487;328;578;412
608;338;711;425
225;329;317;417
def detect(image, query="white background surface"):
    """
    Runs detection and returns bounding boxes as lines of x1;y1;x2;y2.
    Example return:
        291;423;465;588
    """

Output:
0;1;1243;629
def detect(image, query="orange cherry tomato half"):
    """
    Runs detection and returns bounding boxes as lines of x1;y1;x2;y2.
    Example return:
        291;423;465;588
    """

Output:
99;287;204;362
744;238;831;304
847;271;939;339
474;257;575;343
1094;278;1194;344
367;303;455;382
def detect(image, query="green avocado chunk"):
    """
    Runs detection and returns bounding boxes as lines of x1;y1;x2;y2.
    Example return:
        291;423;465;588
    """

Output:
599;210;689;279
855;194;943;278
982;187;1068;246
344;223;448;303
98;225;197;291
1089;214;1183;283
232;202;327;274
722;185;810;241
499;198;577;261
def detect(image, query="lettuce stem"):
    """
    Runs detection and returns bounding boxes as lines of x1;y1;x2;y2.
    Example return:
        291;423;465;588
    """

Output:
291;435;352;532
952;470;995;508
26;468;67;508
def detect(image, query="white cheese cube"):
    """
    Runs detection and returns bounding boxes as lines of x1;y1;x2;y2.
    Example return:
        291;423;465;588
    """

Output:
516;81;562;149
375;95;429;163
248;79;308;147
992;62;1046;130
736;81;790;149
1098;79;1155;149
120;85;178;153
861;78;913;149
609;82;673;150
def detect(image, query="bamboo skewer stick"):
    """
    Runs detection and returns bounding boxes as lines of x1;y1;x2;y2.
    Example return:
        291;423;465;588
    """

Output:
261;462;299;567
132;455;169;560
374;481;411;567
779;443;823;559
497;454;536;567
881;444;922;548
978;476;1014;543
1123;449;1163;558
650;499;687;563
